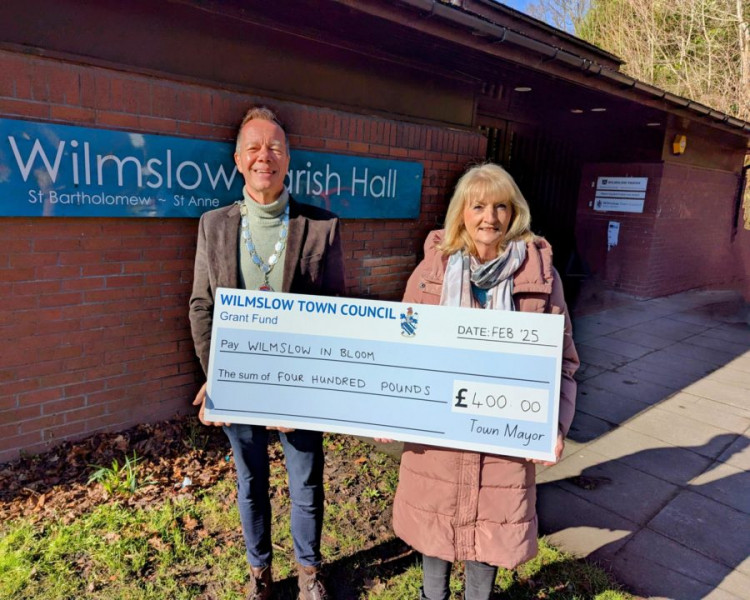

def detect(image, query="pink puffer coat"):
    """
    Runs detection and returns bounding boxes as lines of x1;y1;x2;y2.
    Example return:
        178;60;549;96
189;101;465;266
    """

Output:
392;230;579;569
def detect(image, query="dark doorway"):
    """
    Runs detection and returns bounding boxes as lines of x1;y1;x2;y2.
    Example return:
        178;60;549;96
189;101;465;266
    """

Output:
482;120;585;303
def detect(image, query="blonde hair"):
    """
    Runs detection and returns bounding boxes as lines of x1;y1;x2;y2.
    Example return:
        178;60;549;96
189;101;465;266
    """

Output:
439;163;534;256
235;106;287;152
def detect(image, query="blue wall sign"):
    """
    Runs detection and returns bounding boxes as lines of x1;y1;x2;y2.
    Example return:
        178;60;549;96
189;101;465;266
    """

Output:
0;118;423;219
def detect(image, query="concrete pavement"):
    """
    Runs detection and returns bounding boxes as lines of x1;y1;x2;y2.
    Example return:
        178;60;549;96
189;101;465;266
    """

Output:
536;289;750;599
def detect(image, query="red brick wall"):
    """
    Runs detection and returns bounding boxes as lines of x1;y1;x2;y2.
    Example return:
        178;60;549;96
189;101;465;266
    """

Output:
739;231;750;302
575;162;744;297
0;49;486;462
732;167;750;302
648;164;743;296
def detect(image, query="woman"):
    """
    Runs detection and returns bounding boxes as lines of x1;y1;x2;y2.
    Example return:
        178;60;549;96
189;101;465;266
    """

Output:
388;163;579;599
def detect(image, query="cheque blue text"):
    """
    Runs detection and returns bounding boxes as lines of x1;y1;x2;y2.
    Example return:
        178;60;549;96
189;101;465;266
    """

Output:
220;311;278;324
470;419;546;446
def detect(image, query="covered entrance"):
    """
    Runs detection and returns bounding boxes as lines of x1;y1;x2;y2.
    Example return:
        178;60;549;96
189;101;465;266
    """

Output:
483;118;582;296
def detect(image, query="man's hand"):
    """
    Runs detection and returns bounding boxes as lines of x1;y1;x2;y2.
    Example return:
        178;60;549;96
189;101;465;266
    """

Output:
193;381;294;432
267;426;296;433
193;382;229;427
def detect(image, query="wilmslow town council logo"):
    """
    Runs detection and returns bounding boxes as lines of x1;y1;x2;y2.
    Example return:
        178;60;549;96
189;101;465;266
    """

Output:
400;307;418;337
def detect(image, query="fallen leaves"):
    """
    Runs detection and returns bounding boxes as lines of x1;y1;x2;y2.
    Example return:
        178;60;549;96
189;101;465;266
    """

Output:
0;415;232;524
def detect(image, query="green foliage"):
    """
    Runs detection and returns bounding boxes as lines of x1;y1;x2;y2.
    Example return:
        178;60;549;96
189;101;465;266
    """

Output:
366;563;429;599
88;452;153;497
0;521;37;597
182;417;210;451
1;436;634;599
496;538;630;598
368;540;633;599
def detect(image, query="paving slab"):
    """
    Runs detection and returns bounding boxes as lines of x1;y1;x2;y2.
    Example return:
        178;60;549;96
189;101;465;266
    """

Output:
615;362;698;392
665;341;742;368
560;436;587;456
574;334;654;360
629;301;683;317
725;352;750;374
656;392;750;433
648;490;750;575
658;290;743;310
683;332;750;356
623;407;738;458
625;349;718;380
628;318;711;342
576;343;632;370
617;528;748;599
573;362;607;382
667;310;728;327
717;433;750;470
533;438;587;479
706;569;750;600
608;544;723;600
688;461;750;513
633;302;691;318
702;589;748;600
558;289;749;600
583;370;676;405
606;327;676;350
701;323;750;346
540;448;678;525
571;315;624;342
682;378;750;411
591;305;659;327
576;382;651;425
566;411;614;443
702;365;750;390
535;445;610;484
586;426;713;486
644;295;701;312
536;484;636;562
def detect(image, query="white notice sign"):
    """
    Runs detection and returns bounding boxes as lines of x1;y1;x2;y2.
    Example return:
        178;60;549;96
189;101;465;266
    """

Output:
594;176;647;213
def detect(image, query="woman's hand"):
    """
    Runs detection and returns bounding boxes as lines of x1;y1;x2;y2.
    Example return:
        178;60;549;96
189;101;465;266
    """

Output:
373;438;395;443
529;430;565;466
193;382;230;427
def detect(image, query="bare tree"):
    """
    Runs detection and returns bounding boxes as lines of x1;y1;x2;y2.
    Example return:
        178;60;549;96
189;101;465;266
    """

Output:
738;0;750;120
574;0;750;121
526;0;592;33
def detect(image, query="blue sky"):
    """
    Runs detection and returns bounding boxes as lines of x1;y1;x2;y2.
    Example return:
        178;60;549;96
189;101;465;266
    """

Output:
498;0;531;13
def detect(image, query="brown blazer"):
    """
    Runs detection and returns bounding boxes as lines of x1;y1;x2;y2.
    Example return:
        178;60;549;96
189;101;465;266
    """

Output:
189;197;346;374
392;229;579;569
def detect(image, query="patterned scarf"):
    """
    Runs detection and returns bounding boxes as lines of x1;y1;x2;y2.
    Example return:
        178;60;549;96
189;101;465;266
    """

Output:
440;239;527;310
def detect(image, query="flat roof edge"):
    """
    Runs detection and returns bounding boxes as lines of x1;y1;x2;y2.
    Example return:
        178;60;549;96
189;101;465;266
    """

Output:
388;0;750;136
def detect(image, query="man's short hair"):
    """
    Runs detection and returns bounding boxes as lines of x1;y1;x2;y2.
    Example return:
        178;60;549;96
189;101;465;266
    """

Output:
235;106;287;152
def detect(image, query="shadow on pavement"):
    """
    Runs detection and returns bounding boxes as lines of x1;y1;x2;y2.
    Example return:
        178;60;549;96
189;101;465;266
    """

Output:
538;434;750;599
538;289;750;598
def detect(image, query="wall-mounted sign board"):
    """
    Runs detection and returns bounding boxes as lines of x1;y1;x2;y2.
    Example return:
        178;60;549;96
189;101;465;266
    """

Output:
593;176;647;213
0;118;423;219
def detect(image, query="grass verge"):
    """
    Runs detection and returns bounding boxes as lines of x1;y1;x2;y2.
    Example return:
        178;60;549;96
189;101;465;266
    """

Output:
0;431;636;599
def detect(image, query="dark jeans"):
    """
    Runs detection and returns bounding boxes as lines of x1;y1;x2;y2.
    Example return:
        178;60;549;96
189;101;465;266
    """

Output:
421;554;498;600
224;424;324;568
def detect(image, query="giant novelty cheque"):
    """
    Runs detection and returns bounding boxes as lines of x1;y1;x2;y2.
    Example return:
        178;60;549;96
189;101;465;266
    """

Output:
204;289;565;462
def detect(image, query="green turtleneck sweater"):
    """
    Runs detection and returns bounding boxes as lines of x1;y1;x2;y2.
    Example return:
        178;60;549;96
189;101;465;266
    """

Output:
238;188;289;292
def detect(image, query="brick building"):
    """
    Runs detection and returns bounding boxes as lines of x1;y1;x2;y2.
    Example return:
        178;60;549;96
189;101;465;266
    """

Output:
1;0;748;462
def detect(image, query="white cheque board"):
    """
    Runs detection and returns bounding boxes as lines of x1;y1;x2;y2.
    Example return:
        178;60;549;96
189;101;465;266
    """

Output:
205;288;565;461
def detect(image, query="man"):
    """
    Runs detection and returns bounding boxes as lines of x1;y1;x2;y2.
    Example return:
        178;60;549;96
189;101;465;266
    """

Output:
189;106;345;600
